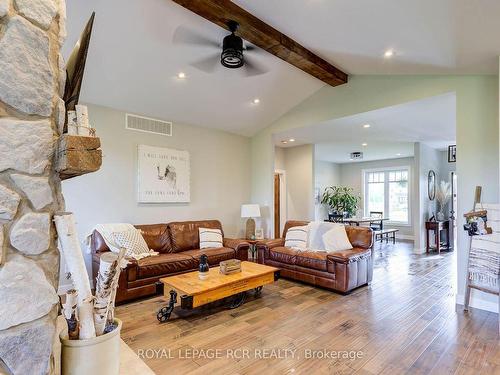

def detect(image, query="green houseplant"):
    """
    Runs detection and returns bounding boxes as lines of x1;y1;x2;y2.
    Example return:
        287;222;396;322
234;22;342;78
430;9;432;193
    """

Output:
321;186;360;218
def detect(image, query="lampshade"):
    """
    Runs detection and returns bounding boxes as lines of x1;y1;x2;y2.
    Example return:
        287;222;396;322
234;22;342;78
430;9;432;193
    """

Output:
241;204;261;218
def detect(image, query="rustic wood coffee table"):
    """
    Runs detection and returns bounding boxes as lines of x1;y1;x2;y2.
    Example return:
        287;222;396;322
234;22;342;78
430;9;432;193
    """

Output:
156;261;279;322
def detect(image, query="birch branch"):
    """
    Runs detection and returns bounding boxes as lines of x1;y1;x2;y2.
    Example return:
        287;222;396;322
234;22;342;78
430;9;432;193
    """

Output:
93;252;119;336
62;289;79;340
54;213;96;339
105;248;127;330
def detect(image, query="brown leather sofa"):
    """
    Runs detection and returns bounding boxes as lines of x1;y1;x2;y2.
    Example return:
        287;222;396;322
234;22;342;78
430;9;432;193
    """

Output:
91;220;249;304
257;221;373;293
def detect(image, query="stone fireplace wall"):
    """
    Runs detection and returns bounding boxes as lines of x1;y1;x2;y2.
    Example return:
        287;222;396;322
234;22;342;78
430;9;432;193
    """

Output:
0;0;67;374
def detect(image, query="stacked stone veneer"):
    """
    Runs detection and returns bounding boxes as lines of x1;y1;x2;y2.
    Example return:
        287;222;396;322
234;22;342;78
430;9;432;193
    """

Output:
0;0;67;374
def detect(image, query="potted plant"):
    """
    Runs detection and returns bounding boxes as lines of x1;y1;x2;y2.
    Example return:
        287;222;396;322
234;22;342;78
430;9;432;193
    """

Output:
321;186;360;218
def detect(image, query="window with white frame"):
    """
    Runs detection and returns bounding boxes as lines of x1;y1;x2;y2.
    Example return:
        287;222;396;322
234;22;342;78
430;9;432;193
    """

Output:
364;168;410;224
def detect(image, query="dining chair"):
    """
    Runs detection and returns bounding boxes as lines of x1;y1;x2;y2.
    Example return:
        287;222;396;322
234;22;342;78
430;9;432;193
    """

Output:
369;211;384;231
328;213;345;223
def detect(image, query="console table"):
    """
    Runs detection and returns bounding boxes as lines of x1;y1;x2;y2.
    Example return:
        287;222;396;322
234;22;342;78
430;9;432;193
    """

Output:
425;220;450;254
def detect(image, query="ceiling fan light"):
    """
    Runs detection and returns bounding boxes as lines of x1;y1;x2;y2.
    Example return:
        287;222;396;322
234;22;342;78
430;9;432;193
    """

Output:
221;49;244;68
221;33;244;68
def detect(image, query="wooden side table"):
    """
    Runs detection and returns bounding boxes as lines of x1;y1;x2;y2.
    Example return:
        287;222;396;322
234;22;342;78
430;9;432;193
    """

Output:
425;220;450;254
241;239;261;262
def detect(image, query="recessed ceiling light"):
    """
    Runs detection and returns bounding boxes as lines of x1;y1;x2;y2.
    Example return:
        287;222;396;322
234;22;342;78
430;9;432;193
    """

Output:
281;140;288;144
349;158;353;161
362;143;368;146
363;124;371;128
177;72;186;79
289;138;295;142
384;49;394;58
396;153;402;156
253;98;260;104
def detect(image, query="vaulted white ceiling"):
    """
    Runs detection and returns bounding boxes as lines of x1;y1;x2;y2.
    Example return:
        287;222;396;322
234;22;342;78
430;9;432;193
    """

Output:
275;93;456;164
65;1;499;137
235;0;500;75
64;0;322;137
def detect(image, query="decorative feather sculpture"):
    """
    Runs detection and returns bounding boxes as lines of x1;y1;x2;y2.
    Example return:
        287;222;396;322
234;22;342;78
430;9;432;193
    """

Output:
436;181;451;220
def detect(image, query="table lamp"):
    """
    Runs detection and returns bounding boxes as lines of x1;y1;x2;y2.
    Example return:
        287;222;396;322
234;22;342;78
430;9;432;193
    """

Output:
241;204;261;239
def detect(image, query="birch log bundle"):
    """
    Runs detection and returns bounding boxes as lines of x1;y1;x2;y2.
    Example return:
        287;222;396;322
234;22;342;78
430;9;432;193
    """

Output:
55;213;96;339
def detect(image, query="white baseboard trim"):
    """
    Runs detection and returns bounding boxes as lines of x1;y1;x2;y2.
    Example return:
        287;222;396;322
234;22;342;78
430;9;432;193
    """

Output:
412;247;426;255
456;293;499;313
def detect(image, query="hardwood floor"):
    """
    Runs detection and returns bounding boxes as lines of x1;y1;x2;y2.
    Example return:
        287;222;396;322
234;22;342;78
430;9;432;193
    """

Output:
117;242;500;375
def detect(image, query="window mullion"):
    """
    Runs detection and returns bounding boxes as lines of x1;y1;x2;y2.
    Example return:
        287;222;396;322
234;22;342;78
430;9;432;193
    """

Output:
384;171;390;219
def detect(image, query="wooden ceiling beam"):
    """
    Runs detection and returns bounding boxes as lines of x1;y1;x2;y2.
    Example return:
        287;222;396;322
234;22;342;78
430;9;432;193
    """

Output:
171;0;348;86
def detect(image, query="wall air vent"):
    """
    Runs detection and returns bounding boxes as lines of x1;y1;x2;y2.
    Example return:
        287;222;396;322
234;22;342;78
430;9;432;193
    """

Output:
126;113;172;136
350;151;363;160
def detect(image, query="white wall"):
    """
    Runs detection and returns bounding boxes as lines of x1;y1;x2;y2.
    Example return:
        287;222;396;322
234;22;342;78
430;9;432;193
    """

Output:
314;160;340;220
62;104;251;284
272;144;315;226
285;144;315;222
274;146;286;171
338;157;416;239
414;143;442;250
438;150;457;221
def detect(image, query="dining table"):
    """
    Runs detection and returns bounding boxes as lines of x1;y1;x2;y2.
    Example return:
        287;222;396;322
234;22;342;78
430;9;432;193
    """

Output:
326;216;389;230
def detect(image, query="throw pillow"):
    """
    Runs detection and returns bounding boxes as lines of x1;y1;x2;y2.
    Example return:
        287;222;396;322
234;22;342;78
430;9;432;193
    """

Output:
322;224;352;252
112;229;152;260
199;228;223;249
284;225;308;249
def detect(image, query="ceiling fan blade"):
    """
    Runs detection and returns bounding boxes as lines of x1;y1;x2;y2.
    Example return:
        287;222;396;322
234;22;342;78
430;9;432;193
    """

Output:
244;43;266;55
173;25;220;49
243;55;268;77
190;53;220;73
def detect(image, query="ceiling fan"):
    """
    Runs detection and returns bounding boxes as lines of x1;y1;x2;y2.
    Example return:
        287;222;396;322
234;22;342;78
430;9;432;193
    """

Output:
173;20;268;77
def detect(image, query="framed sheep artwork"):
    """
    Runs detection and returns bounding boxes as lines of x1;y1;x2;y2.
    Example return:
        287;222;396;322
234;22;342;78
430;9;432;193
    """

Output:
137;144;190;203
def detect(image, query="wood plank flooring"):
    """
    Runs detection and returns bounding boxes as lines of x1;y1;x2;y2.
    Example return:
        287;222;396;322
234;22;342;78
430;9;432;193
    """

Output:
117;242;500;375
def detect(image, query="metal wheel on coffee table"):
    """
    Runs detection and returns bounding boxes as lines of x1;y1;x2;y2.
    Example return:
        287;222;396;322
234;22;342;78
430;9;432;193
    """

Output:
228;292;247;309
157;290;177;322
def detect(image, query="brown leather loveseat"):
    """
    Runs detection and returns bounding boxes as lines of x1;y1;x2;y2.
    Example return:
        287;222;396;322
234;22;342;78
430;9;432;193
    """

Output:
91;220;249;304
257;221;373;294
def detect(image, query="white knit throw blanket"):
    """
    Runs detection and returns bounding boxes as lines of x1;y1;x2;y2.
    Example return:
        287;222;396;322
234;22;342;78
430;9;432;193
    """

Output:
85;223;158;260
469;234;500;290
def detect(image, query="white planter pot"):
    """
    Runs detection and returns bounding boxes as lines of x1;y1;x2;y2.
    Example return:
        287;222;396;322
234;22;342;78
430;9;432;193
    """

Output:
60;318;122;375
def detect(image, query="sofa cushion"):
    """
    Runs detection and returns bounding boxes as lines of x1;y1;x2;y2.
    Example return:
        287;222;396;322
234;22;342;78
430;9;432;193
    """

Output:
199;228;223;249
169;220;223;252
136;224;171;253
322;225;352;252
284;225;309;249
269;247;299;265
345;226;373;249
137;253;197;279
183;247;235;265
296;250;328;271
